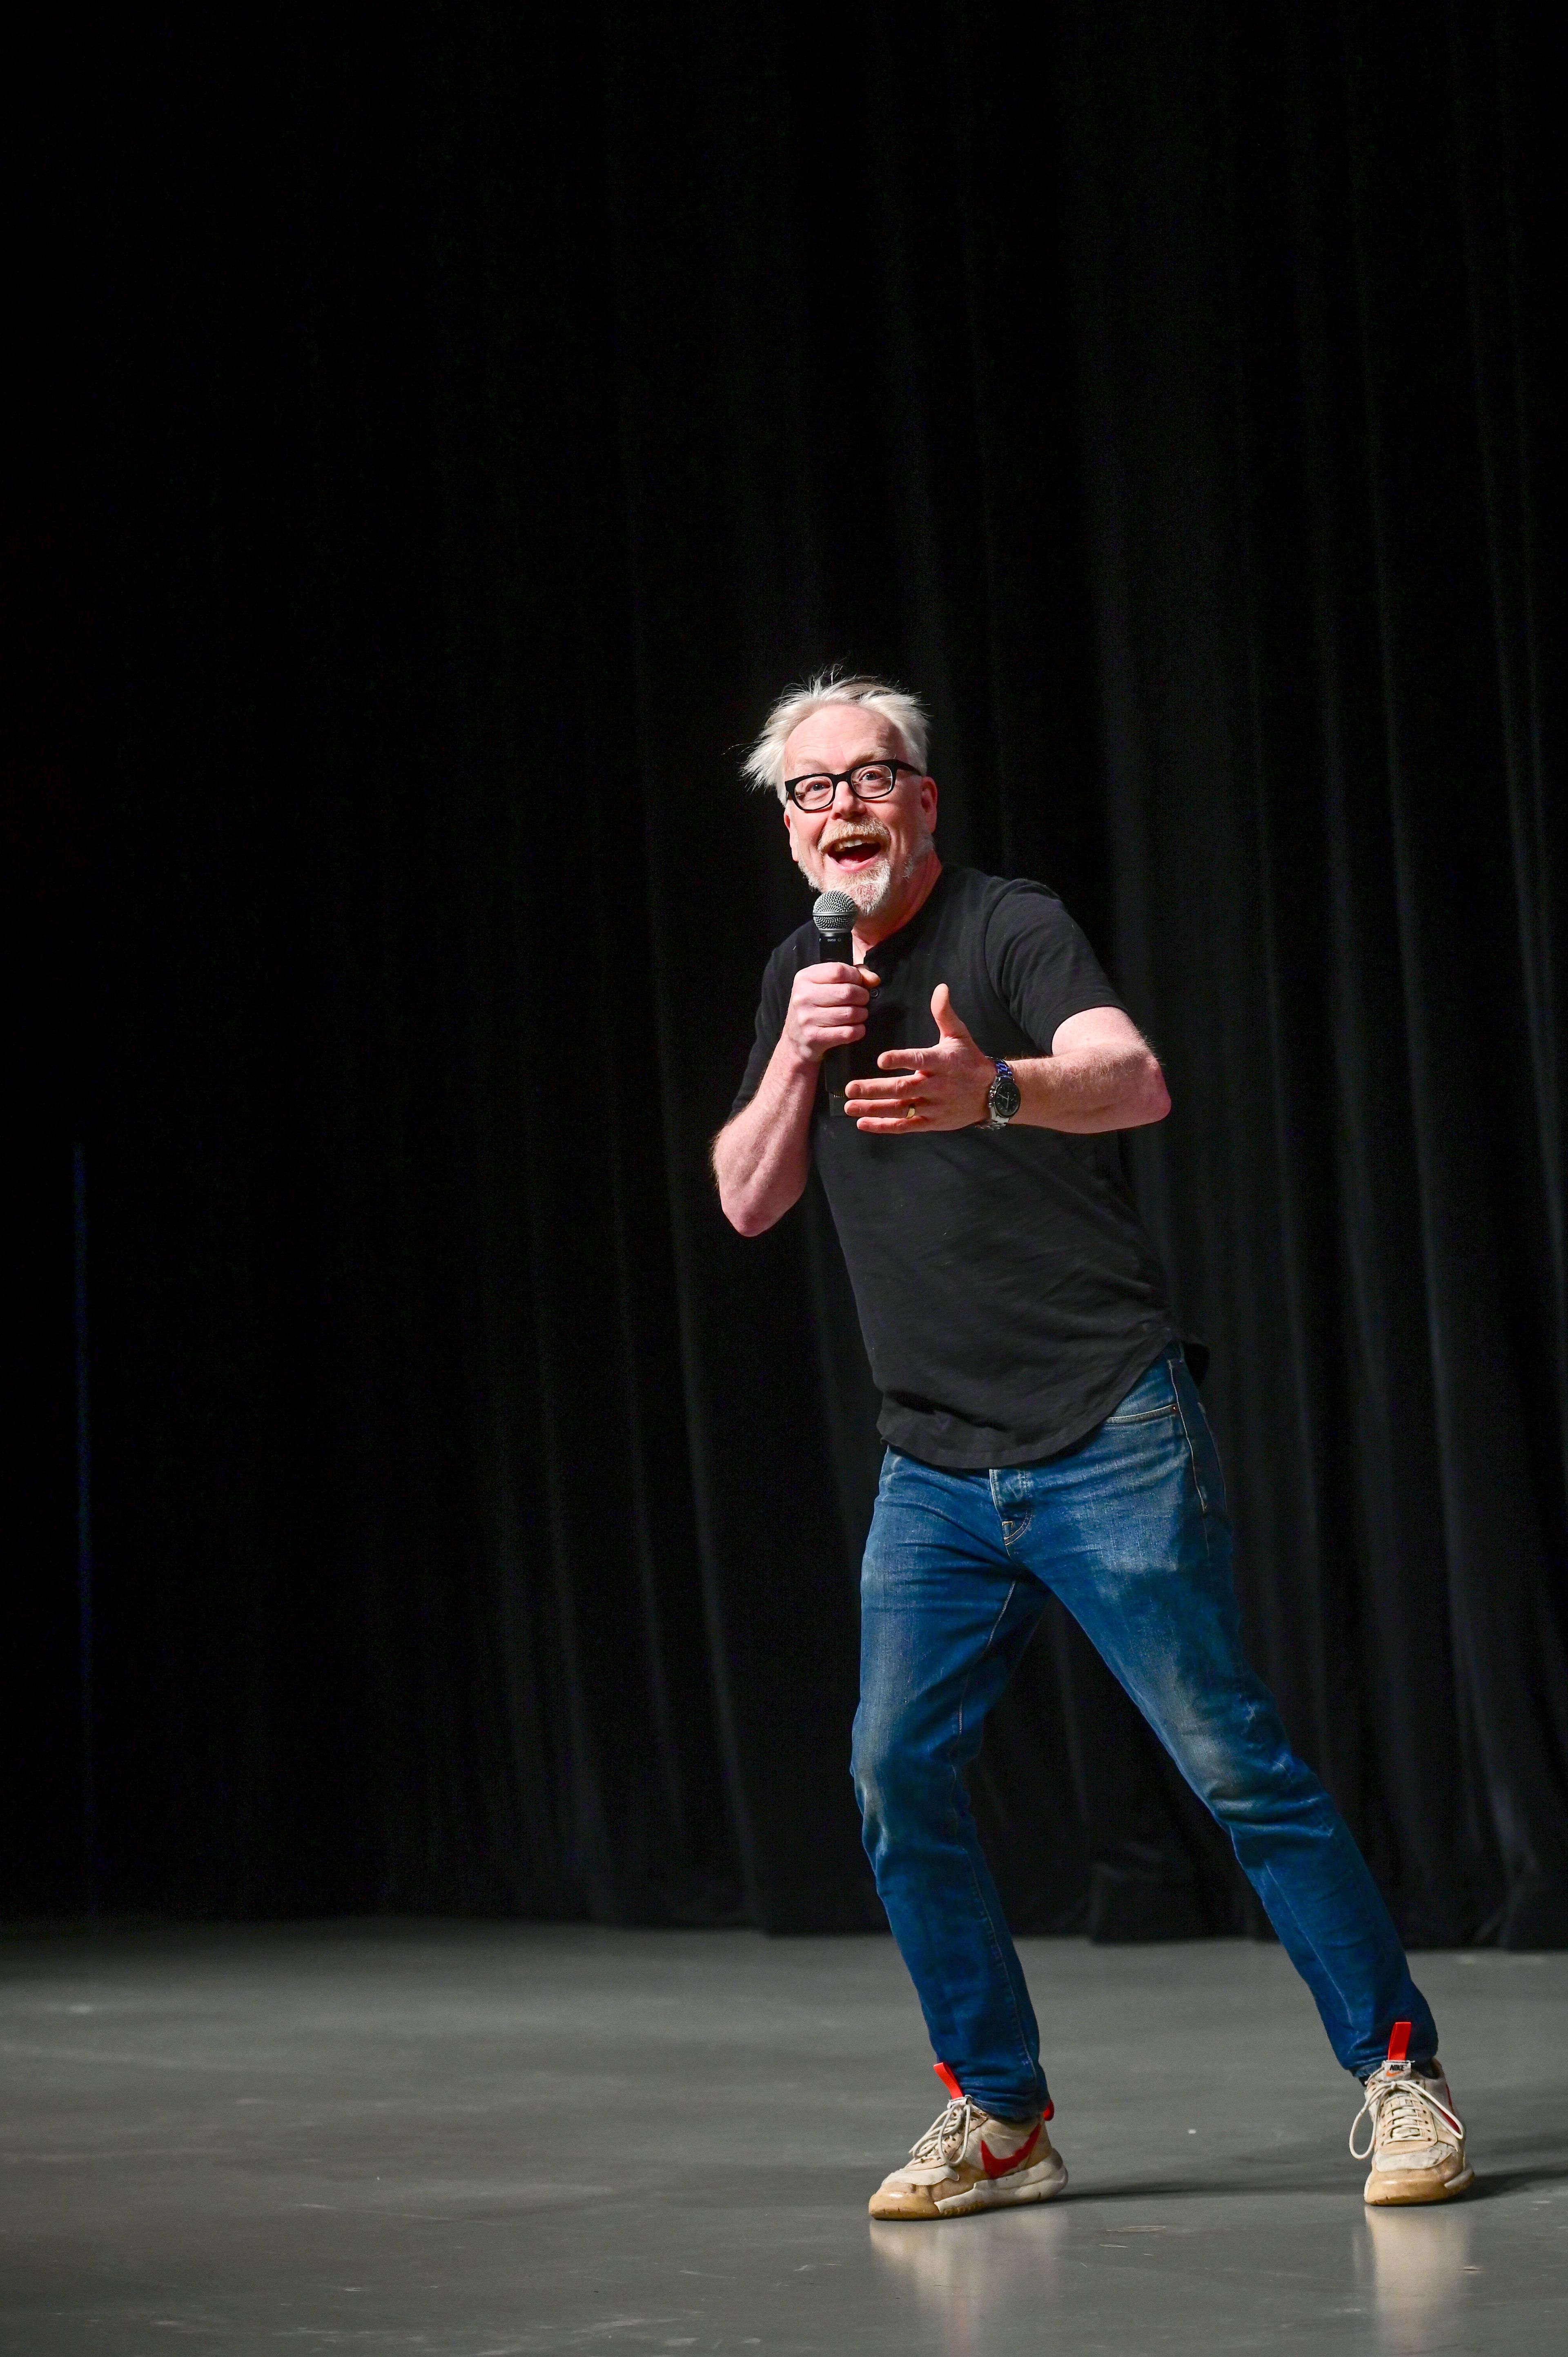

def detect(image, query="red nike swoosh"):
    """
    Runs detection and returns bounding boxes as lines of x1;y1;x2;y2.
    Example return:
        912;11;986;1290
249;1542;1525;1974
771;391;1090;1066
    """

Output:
980;2123;1041;2179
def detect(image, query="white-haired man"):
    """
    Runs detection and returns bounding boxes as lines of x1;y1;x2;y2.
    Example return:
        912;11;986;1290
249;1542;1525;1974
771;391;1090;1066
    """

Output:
713;674;1471;2218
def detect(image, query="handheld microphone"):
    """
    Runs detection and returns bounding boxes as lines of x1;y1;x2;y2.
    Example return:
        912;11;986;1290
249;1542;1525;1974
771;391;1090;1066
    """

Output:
813;890;858;1118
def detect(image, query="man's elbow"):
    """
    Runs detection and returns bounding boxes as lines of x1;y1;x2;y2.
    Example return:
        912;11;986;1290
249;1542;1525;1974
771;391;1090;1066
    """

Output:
721;1189;775;1239
1114;1049;1169;1128
1138;1052;1172;1125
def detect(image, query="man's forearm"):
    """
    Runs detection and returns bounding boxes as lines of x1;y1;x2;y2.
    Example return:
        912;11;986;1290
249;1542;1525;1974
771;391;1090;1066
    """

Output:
712;1040;822;1234
1009;1042;1169;1134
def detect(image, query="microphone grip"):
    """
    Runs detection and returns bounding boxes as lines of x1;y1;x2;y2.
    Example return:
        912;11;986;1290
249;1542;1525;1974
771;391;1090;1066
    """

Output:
816;927;855;1117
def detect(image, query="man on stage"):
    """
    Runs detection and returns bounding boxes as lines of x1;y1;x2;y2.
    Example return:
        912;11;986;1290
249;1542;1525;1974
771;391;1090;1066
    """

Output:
712;673;1472;2219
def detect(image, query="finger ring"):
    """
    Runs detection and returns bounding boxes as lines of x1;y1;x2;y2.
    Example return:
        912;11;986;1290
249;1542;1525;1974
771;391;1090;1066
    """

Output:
904;1103;920;1121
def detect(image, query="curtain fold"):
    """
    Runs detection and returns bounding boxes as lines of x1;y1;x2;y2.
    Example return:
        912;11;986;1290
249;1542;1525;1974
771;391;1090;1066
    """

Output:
11;0;1561;1945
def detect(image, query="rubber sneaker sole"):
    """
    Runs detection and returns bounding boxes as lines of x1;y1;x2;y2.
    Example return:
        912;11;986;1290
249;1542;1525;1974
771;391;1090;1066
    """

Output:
870;2152;1069;2221
1364;2164;1475;2207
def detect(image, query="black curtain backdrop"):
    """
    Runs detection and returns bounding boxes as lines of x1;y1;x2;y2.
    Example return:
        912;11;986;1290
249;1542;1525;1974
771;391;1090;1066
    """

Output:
8;2;1565;1947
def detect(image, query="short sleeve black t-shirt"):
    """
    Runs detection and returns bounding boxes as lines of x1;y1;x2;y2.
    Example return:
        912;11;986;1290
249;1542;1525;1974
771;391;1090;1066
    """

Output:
731;866;1176;1468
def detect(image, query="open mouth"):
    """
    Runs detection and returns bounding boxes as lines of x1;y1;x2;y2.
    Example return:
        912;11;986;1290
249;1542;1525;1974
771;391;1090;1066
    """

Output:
824;833;887;870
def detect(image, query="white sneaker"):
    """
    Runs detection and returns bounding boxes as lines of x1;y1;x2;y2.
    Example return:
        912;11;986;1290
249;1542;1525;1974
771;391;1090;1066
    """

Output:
869;2063;1069;2220
1350;2025;1473;2205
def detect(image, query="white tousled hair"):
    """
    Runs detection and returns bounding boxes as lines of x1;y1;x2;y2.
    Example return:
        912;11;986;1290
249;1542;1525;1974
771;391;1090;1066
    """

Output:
742;671;930;801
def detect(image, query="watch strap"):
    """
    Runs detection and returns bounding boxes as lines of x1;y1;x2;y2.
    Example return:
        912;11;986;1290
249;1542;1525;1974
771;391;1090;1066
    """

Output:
985;1057;1021;1130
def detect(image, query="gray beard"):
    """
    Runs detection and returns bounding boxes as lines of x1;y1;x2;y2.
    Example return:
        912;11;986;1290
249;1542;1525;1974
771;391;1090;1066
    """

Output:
809;832;934;919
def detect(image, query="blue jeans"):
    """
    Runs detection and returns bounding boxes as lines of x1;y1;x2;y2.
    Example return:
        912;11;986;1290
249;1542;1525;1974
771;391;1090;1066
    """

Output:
852;1347;1436;2117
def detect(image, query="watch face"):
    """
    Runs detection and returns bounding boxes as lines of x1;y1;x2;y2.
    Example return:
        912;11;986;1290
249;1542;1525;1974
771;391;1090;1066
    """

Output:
989;1071;1022;1122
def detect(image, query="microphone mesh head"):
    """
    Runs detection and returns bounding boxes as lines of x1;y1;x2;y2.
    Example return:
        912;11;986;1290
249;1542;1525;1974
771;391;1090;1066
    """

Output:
813;890;858;941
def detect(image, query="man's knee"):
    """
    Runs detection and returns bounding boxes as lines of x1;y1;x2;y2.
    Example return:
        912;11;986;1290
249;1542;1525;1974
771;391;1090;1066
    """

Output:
851;1700;944;1828
1182;1718;1330;1835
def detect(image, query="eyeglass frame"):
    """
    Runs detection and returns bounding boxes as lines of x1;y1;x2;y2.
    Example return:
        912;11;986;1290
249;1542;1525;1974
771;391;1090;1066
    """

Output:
782;757;922;812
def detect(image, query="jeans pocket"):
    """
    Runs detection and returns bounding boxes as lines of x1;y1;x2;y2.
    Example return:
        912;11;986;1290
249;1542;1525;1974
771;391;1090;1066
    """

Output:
1103;1354;1180;1425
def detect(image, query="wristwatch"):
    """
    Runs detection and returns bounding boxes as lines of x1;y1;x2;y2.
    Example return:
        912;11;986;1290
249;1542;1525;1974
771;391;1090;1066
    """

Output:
984;1058;1022;1130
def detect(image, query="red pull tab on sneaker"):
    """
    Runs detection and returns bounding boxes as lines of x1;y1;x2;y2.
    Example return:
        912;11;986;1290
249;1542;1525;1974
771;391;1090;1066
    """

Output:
933;2061;964;2101
1386;2020;1412;2068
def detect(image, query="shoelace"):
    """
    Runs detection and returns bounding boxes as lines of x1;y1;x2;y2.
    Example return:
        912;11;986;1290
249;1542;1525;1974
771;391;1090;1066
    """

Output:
909;2096;975;2166
1349;2069;1464;2161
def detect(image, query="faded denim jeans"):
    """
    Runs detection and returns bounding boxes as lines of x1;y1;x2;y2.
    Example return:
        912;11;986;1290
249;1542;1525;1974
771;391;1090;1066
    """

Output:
852;1347;1436;2118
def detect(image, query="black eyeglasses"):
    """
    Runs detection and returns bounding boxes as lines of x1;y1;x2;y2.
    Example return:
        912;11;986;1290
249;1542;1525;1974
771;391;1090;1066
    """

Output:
783;759;919;812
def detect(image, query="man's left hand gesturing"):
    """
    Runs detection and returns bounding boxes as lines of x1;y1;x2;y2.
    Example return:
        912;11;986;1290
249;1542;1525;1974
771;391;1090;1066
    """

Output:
844;985;994;1134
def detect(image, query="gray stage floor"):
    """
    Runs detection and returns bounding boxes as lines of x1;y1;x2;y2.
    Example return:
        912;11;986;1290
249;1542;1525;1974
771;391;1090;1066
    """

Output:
2;1924;1565;2355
